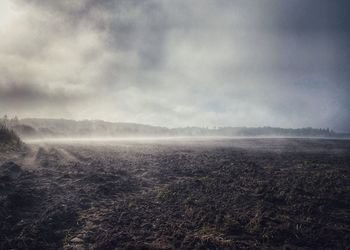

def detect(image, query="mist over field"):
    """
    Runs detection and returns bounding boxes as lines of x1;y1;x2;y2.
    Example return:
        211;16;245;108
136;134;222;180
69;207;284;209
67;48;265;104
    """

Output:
2;117;349;140
1;1;350;250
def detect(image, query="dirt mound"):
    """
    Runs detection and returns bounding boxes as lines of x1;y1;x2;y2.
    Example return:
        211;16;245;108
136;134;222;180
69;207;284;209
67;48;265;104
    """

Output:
0;161;23;179
0;127;26;164
0;126;23;149
78;171;139;196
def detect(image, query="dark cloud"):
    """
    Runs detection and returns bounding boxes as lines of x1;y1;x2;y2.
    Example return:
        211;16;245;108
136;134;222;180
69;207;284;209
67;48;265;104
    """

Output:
271;0;350;34
268;0;350;81
0;82;88;112
0;0;349;131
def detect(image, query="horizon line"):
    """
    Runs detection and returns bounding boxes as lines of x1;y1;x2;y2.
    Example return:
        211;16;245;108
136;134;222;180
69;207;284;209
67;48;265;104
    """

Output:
1;116;349;134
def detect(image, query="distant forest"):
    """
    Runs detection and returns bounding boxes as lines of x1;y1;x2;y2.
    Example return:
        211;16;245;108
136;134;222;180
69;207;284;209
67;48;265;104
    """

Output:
0;116;348;139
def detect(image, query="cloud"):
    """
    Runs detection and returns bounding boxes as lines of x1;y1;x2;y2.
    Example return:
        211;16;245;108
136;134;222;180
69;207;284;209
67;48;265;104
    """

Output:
0;81;90;119
0;0;349;131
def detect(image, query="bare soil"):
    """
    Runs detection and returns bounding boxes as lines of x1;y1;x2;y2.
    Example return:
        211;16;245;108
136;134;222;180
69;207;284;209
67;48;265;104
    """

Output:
0;138;349;249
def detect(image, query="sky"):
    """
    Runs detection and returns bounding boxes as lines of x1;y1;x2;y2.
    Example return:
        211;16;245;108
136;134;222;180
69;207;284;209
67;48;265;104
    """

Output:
0;0;349;131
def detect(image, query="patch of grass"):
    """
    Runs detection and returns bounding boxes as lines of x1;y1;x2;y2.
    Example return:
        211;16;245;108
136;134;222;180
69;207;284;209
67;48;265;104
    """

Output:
0;125;22;147
195;226;235;248
155;187;166;201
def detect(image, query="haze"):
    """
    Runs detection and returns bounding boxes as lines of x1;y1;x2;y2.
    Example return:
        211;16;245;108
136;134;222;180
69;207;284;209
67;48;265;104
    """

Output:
0;0;349;132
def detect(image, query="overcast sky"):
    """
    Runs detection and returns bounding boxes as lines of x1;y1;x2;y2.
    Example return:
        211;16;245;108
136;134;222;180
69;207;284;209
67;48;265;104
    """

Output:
0;0;349;131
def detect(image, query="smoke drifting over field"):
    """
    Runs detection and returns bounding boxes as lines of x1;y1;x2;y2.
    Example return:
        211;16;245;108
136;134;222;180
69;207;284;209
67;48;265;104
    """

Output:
0;0;349;131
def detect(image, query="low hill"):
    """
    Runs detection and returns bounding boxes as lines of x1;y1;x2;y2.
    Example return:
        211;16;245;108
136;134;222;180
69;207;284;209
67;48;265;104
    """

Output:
7;118;348;139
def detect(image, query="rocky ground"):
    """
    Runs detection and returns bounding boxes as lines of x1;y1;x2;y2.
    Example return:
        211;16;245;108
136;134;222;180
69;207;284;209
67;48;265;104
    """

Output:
0;138;349;249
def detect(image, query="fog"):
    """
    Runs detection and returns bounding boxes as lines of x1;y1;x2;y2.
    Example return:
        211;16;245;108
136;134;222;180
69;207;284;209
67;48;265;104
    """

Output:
24;136;349;147
0;0;349;132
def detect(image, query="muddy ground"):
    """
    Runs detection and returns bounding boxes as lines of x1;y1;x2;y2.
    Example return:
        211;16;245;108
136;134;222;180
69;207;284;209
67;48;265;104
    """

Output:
0;138;349;249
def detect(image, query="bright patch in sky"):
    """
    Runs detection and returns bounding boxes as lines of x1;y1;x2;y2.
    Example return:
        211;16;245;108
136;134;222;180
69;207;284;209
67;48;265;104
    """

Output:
0;1;21;29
